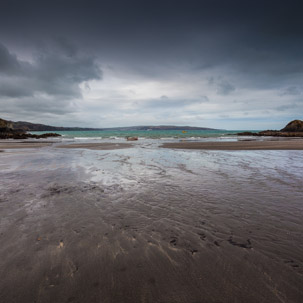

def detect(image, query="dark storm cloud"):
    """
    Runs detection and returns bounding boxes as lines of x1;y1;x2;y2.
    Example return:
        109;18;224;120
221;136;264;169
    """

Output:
0;0;302;85
0;41;101;99
0;0;303;128
0;43;22;75
0;77;33;98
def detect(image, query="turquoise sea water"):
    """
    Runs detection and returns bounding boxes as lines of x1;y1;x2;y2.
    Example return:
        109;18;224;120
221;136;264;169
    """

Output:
31;129;245;139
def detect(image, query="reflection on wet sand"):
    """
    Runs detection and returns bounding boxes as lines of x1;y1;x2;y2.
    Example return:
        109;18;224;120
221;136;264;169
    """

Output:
56;143;133;150
0;142;302;302
161;139;303;150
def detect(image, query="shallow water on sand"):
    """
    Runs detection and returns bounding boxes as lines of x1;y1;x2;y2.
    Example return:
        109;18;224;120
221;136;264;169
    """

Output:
0;142;303;303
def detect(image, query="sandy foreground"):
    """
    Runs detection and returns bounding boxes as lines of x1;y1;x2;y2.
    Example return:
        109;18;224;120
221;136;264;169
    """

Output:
56;143;133;150
1;139;303;151
161;139;303;150
0;141;53;149
0;141;133;150
0;139;303;303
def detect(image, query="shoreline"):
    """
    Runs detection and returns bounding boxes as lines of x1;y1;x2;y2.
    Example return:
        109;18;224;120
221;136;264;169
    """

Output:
0;141;52;149
2;139;303;150
56;142;133;150
161;139;303;150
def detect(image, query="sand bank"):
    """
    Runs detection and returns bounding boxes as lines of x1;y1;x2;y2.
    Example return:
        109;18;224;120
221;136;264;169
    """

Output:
161;139;303;150
0;141;52;149
56;142;133;150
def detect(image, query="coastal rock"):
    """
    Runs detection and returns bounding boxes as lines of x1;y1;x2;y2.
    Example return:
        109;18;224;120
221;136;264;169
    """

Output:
0;118;61;139
237;119;303;137
257;130;280;136
237;130;303;137
280;120;303;132
236;131;259;136
0;118;13;129
0;131;61;139
259;130;303;137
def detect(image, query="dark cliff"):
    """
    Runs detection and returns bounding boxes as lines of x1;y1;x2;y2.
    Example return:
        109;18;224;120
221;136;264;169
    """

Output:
280;120;303;132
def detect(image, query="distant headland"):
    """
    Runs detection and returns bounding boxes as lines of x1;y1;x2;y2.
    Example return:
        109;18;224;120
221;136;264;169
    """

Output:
237;120;303;137
0;118;61;139
0;117;219;139
2;117;303;139
0;118;218;132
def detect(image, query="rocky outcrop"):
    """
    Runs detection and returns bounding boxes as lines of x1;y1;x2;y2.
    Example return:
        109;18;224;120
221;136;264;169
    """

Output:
0;131;61;139
258;130;303;137
238;120;303;137
0;118;61;139
280;120;303;132
0;118;13;129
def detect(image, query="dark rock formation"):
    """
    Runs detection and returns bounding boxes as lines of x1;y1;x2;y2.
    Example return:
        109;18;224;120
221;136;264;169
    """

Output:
258;131;303;137
281;120;303;132
0;118;13;129
235;131;259;136
238;120;303;137
0;118;61;139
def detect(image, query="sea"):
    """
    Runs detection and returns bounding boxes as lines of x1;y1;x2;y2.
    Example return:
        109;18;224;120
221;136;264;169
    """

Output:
30;129;248;141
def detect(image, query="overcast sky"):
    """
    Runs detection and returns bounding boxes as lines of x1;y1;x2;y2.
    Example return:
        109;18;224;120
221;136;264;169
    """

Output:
0;0;302;129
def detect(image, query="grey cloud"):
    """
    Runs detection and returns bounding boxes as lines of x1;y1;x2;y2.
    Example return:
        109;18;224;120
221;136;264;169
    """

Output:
217;81;235;95
208;77;235;95
142;96;209;109
275;103;299;112
0;43;21;75
0;95;80;120
280;86;302;96
0;42;101;99
160;95;168;100
0;76;33;97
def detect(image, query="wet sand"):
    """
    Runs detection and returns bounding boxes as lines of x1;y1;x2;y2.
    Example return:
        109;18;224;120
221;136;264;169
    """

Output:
161;139;303;150
2;139;303;151
0;142;303;303
0;141;52;149
56;143;133;150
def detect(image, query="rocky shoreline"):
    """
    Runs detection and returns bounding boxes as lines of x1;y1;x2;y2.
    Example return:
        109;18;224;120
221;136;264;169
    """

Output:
0;118;61;139
0;129;61;139
238;119;303;137
237;130;303;137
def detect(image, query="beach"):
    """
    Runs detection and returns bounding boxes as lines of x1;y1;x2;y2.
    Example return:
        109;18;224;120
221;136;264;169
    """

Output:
161;139;303;150
56;142;133;150
2;139;303;151
0;137;303;303
0;141;53;149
